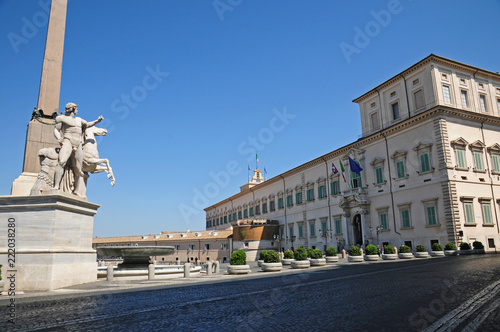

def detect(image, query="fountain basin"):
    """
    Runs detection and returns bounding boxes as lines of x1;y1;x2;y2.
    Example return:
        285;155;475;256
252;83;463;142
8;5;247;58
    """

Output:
96;246;175;269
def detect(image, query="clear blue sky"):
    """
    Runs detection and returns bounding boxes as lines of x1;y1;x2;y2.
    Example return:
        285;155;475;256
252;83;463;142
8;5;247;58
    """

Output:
1;0;499;237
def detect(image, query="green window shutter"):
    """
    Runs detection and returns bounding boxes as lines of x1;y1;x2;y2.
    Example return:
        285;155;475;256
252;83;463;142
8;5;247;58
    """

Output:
474;152;483;171
427;206;437;225
375;167;384;184
464;203;474;224
380;213;388;230
420;153;430;173
492;155;500;172
396;160;405;178
482;203;492;224
289;226;294;238
335;219;342;234
298;225;303;238
401;210;411;228
456;149;466;169
309;223;315;237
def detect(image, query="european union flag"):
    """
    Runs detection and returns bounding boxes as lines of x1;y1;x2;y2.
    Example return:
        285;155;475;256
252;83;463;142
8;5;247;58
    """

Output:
348;156;363;174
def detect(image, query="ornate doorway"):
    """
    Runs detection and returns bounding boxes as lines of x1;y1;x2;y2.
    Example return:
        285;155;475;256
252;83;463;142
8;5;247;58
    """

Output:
353;214;363;246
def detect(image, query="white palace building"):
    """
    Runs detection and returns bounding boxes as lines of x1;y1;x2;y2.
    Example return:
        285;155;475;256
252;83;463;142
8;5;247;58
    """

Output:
204;54;500;253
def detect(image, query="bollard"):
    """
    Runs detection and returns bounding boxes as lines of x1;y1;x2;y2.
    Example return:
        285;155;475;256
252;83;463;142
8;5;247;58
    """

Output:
106;265;114;281
342;249;346;259
148;263;155;280
184;263;190;278
206;261;212;276
394;247;398;255
214;261;220;274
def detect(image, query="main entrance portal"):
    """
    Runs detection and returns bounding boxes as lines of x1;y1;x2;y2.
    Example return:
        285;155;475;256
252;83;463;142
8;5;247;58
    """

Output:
353;214;363;246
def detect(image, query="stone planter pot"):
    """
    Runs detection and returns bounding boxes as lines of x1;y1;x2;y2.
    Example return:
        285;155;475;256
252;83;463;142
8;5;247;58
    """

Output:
415;252;429;258
310;258;326;266
348;255;363;262
227;264;250;275
291;260;310;269
364;255;379;261
281;258;294;265
473;249;485;254
257;260;264;267
430;251;445;257
325;256;339;263
444;250;458;256
261;262;283;272
0;280;3;294
398;253;414;259
382;254;398;260
458;250;473;255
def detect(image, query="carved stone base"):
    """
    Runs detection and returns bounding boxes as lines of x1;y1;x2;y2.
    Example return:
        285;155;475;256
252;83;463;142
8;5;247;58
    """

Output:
0;194;99;291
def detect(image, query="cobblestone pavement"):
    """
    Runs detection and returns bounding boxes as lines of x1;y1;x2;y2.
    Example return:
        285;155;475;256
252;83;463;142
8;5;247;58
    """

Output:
1;255;500;331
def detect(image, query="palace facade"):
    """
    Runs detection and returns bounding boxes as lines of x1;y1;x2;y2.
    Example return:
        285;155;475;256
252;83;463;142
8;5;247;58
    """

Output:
205;54;500;253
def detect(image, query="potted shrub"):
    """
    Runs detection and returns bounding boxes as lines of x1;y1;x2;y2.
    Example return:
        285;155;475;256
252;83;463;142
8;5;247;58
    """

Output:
348;246;363;262
291;247;310;269
227;250;250;275
430;243;445;257
458;242;472;255
310;249;326;266
258;250;268;267
261;250;283;272
444;242;458;256
382;245;397;260
415;245;429;258
325;247;339;263
472;241;485;254
281;250;295;265
306;247;315;260
364;244;379;261
398;245;414;259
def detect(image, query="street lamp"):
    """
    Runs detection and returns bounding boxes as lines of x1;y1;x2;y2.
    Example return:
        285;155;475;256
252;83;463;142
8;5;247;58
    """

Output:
370;225;383;247
287;235;296;251
273;234;281;252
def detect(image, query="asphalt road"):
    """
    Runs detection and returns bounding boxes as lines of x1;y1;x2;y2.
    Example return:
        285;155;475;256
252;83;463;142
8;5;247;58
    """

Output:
2;255;500;331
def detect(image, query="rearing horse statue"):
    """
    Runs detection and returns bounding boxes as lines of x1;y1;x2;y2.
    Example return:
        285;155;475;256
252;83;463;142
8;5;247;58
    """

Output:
82;126;115;187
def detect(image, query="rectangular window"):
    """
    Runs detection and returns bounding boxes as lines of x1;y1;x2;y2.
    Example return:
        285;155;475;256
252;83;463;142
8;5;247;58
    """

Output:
255;205;260;215
420;152;431;173
224;216;228;223
309;223;315;237
298;225;303;238
414;89;425;109
221;243;227;250
335;218;342;234
474;152;484;171
497;99;500;113
492;155;500;172
189;244;195;250
286;195;293;207
461;90;468;108
205;244;210;250
249;207;254;217
228;214;232;223
380;213;388;230
375;167;384;184
262;203;268;213
443;85;451;104
396;160;406;179
371;112;380;130
243;209;248;218
280;227;284;239
318;185;326;199
270;200;276;211
232;212;237;220
480;95;487;112
289;226;294;238
464;202;474;224
238;211;242;219
401;209;411;228
482;203;493;224
307;188;314;201
426;206;437;226
456;149;466;169
392;102;400;120
175;245;180;251
278;198;284;209
295;192;303;205
330;180;340;195
351;161;362;188
321;221;327;235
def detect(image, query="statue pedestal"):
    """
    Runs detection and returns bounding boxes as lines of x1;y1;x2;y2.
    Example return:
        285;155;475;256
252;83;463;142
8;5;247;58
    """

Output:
0;194;99;291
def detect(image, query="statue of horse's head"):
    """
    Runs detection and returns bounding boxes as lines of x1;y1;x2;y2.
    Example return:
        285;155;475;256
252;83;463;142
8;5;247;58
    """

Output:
86;126;107;137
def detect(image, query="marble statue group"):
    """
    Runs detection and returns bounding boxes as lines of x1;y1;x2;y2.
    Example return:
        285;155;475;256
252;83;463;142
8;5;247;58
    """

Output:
31;102;115;197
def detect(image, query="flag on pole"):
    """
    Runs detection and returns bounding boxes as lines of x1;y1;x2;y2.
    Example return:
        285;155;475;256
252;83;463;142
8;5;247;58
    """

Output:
339;159;347;183
248;165;251;171
348;156;363;174
331;163;339;174
256;154;260;163
264;167;267;175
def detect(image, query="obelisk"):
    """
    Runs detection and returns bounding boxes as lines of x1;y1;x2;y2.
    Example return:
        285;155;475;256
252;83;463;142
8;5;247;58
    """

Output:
11;0;68;195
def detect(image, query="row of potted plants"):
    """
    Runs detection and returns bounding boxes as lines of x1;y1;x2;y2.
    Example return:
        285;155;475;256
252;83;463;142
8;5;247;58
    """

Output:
227;241;486;274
